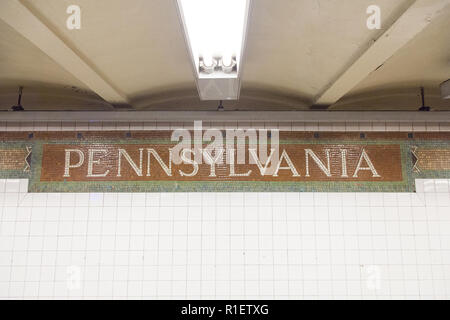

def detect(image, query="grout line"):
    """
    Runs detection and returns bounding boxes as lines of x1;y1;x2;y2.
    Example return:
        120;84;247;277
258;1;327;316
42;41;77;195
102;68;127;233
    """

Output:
0;121;447;132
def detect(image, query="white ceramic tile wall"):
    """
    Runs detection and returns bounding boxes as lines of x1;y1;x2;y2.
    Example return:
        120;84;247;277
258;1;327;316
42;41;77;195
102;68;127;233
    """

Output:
0;179;449;300
2;121;450;132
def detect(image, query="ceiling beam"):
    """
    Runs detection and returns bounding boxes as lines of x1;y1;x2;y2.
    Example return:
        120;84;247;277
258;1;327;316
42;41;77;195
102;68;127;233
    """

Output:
314;0;450;107
0;0;129;107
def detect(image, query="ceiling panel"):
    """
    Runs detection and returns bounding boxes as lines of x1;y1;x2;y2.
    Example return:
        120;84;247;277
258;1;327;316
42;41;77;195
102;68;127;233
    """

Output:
341;5;450;105
241;0;414;103
21;0;196;98
0;19;109;110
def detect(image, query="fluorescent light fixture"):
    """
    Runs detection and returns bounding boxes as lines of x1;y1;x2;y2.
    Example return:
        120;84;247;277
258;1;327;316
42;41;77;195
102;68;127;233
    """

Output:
177;0;251;100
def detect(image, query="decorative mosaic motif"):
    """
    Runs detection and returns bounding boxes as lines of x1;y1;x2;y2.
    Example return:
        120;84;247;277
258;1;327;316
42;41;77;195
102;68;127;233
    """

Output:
0;146;31;172
415;148;450;171
0;131;448;192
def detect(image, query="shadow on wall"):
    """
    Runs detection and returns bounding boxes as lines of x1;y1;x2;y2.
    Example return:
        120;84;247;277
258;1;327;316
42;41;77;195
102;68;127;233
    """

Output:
130;85;312;111
332;87;450;111
0;81;112;111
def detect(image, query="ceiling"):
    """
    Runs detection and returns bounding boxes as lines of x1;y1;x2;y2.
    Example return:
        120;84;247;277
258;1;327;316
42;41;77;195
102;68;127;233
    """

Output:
0;0;449;111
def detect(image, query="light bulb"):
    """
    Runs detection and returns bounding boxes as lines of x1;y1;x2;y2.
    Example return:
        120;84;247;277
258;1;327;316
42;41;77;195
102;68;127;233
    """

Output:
199;56;217;74
202;56;215;68
221;56;237;74
221;55;233;67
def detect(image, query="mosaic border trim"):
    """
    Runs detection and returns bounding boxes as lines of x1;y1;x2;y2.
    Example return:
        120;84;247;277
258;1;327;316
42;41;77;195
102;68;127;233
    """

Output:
0;131;448;193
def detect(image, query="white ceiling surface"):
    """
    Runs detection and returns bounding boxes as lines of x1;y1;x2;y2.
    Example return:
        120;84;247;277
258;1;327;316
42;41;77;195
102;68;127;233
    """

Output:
0;0;449;111
21;0;195;97
335;2;450;110
243;0;415;99
0;19;110;110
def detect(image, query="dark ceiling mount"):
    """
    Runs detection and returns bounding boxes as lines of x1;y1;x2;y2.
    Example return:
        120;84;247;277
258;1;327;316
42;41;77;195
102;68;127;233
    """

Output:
418;87;430;112
11;86;25;111
217;100;224;112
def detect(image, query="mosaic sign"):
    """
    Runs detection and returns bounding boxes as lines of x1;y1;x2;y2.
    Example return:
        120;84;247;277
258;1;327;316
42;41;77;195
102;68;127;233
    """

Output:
40;144;402;182
0;130;448;192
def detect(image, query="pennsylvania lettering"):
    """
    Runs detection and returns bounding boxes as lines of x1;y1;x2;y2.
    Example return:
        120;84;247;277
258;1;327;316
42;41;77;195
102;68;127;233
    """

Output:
40;144;403;182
